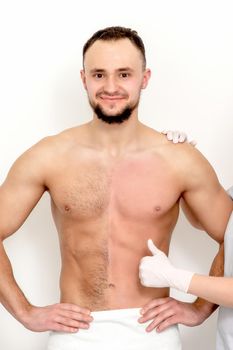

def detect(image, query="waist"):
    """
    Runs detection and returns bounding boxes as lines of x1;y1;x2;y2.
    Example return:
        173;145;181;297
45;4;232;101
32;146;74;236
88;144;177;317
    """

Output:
92;307;141;319
48;307;181;350
60;278;169;311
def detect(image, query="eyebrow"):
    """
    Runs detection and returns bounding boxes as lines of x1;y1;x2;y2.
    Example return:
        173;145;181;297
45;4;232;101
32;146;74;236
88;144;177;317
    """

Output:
118;67;134;72
90;67;134;74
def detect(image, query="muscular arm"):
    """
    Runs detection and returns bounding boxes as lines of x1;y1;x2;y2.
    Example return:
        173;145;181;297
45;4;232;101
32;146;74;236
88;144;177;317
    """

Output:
0;138;92;332
139;144;233;331
180;198;203;229
167;131;232;311
179;146;232;316
165;130;229;231
0;145;46;321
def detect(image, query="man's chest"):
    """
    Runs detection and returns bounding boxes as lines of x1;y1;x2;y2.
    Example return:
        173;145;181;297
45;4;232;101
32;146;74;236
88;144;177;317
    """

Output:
48;153;181;220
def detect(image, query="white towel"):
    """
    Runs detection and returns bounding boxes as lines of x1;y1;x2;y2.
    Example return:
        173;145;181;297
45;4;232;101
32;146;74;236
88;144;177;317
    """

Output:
47;307;182;350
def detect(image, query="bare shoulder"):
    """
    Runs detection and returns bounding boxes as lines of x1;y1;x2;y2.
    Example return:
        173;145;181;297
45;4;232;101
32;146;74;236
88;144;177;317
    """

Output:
18;124;87;161
3;125;87;185
143;125;219;183
164;139;219;188
142;125;206;163
155;131;226;199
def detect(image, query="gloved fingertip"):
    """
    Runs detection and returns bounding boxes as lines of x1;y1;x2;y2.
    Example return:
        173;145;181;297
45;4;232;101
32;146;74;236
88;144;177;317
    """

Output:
147;238;153;247
147;239;158;255
178;133;186;143
190;140;197;146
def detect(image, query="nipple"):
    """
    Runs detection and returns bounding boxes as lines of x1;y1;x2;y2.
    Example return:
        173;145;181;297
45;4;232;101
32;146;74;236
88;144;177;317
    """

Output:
65;205;71;212
154;206;161;212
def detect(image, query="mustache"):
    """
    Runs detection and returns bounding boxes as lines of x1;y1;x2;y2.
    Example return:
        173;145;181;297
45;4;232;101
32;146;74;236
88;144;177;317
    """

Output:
96;91;128;98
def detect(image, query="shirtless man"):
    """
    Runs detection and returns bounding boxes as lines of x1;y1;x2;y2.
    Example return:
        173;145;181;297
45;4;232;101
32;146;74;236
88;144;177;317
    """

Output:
0;26;232;350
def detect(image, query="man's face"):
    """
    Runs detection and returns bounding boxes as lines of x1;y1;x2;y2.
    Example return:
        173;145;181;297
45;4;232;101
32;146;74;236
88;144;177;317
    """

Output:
81;39;151;124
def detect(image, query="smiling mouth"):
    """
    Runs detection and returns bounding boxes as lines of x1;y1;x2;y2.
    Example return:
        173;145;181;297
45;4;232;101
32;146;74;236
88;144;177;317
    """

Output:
100;96;125;101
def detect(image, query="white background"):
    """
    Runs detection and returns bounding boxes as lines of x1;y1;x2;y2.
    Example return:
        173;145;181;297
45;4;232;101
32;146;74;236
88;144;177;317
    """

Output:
0;0;233;349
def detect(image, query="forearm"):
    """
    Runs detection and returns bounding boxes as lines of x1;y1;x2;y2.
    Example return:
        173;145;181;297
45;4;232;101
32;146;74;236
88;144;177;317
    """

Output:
0;241;94;333
0;241;31;323
191;243;224;317
188;274;233;307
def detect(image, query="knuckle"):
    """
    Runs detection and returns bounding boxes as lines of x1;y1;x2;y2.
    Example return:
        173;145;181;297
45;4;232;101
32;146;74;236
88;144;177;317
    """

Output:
53;316;61;323
60;325;76;333
67;311;77;319
69;304;78;312
64;318;76;326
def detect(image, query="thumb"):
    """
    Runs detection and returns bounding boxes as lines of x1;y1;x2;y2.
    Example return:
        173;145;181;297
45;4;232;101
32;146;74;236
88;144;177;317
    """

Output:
147;239;159;256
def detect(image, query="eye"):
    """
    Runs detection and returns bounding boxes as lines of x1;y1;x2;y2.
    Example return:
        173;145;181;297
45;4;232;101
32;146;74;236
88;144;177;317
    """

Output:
94;73;104;79
120;72;129;78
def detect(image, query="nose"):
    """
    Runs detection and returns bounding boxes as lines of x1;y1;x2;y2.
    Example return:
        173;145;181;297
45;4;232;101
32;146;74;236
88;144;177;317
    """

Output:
104;76;118;95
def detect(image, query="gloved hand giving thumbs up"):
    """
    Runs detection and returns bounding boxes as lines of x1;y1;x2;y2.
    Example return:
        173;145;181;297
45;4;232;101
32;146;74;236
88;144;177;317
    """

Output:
139;239;194;293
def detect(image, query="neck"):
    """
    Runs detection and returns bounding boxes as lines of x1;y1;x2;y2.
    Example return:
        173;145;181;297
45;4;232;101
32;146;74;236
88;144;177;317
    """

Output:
88;112;143;156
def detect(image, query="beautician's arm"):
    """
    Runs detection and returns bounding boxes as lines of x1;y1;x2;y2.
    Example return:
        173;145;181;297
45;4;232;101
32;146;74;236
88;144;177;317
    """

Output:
140;238;233;308
189;273;233;307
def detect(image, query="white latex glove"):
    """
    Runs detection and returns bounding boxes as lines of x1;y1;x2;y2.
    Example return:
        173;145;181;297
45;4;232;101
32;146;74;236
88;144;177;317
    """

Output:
162;130;197;146
139;239;194;293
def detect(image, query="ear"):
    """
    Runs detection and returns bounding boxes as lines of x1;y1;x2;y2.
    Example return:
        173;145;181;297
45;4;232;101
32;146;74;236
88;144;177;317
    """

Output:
141;68;151;89
80;69;87;90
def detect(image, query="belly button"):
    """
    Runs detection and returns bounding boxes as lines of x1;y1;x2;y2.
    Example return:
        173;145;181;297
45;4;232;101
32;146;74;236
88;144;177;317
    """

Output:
108;283;115;288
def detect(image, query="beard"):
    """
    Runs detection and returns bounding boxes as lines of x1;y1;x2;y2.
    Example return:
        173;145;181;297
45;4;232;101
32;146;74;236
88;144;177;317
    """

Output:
88;94;140;124
94;104;137;124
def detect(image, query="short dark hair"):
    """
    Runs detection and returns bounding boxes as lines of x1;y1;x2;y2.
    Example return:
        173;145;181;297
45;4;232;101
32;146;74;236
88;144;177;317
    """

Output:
83;26;146;68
